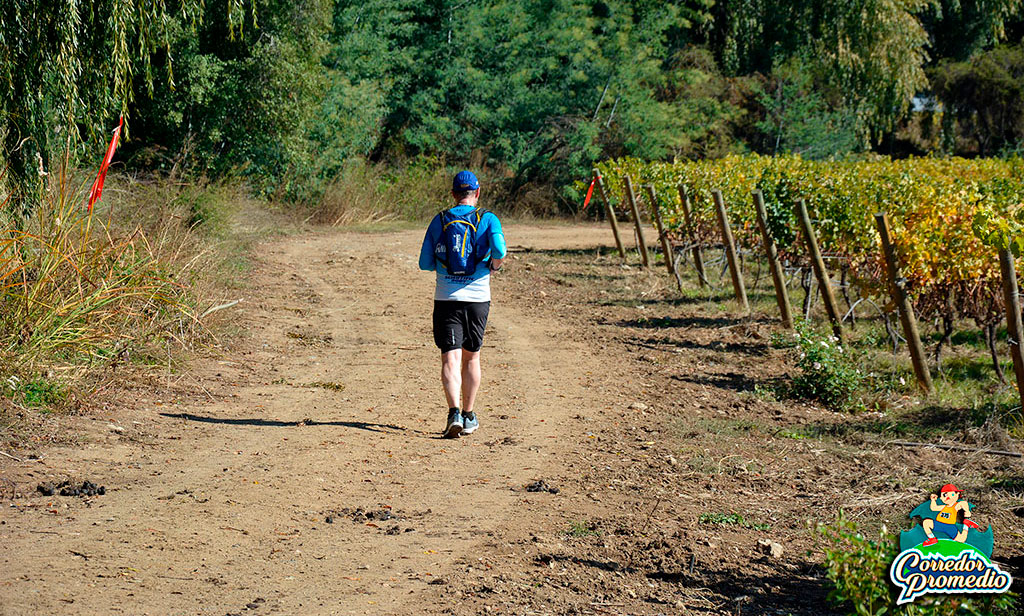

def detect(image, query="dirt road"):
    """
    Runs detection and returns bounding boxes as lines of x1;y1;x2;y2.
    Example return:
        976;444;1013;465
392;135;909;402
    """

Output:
4;224;1022;616
1;225;639;615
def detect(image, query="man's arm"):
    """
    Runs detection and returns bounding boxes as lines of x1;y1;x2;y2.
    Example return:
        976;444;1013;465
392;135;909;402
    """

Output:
419;216;440;271
486;213;506;270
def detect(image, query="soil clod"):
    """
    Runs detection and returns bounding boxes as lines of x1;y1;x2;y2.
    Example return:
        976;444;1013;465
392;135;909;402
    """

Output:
525;480;559;494
36;480;105;497
757;538;784;558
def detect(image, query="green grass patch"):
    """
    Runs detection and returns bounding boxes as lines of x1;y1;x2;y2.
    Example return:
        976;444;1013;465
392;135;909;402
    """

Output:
21;379;67;408
987;476;1024;493
3;375;69;411
303;381;346;392
699;512;771;531
564;520;600;538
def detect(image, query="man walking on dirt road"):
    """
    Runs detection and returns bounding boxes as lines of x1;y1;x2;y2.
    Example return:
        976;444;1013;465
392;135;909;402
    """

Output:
419;171;506;438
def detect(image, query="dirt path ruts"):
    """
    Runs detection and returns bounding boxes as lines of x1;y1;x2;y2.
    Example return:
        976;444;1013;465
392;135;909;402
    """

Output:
0;225;617;616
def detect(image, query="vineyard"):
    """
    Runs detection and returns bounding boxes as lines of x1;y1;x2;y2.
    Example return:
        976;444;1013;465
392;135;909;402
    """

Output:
590;155;1024;390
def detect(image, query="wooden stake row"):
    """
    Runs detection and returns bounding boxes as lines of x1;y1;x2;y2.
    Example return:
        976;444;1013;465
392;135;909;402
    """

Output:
753;190;793;329
875;212;932;394
998;249;1024;410
622;175;651;268
590;169;676;271
595;179;939;393
595;178;1024;401
597;174;1024;407
591;169;625;260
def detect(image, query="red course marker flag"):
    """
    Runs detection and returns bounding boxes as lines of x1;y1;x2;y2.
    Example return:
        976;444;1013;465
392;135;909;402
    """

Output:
87;116;124;212
582;176;596;210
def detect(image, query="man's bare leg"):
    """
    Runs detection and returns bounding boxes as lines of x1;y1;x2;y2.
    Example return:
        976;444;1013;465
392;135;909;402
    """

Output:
441;349;463;409
461;350;481;414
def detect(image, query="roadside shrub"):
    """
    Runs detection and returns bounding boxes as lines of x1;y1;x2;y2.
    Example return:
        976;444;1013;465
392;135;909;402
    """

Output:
818;513;896;615
789;320;862;411
0;167;204;381
2;375;70;412
313;156;453;225
817;513;1018;616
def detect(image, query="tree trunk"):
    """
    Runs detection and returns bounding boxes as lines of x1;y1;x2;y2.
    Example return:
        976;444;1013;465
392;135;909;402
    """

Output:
840;263;854;328
986;321;1006;384
933;294;955;372
801;268;813;320
884;312;899;354
933;315;954;372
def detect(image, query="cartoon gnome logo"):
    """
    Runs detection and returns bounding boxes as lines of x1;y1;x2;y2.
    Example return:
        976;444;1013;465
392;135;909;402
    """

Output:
889;483;1013;604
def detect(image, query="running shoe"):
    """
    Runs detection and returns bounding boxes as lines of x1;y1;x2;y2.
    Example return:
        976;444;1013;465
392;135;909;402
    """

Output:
444;408;463;438
922;537;938;546
462;412;479;435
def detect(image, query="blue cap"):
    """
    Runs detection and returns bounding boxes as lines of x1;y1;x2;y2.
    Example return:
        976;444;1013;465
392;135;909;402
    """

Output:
453;170;480;192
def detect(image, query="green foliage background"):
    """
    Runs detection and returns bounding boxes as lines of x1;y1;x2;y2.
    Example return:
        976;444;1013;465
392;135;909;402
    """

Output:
2;0;1024;213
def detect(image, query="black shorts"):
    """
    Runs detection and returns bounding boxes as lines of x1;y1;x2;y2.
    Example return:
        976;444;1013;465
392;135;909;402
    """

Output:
433;300;490;353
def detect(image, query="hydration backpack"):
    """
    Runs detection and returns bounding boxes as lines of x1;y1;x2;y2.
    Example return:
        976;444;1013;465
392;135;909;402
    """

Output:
436;208;488;276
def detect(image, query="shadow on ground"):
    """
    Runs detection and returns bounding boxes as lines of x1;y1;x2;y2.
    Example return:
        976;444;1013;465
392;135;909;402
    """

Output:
609;315;767;329
560;550;837;616
599;289;781;309
803;403;998;440
160;412;405;433
665;562;837;616
630;334;769;357
670;371;767;393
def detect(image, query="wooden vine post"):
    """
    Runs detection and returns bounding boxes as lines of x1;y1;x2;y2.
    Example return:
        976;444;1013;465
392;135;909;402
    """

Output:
623;174;650;268
796;199;843;342
677;184;707;286
592;169;626;261
875;212;933;394
752;190;793;328
711;189;748;312
998;247;1024;409
643;184;675;275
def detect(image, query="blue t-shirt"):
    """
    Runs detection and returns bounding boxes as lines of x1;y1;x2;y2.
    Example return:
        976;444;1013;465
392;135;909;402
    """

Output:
419;205;506;302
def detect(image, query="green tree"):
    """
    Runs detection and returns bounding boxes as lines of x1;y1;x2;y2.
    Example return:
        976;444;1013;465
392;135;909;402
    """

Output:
756;59;860;159
0;0;253;215
708;0;932;142
922;0;1024;61
931;43;1024;155
324;0;715;205
127;0;331;201
816;0;932;139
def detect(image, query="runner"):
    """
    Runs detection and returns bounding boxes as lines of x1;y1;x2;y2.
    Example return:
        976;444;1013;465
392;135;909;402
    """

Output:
418;171;506;438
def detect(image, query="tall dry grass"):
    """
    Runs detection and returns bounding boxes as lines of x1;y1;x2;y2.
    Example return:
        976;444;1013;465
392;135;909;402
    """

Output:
313;157;462;225
0;166;245;402
312;157;572;223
